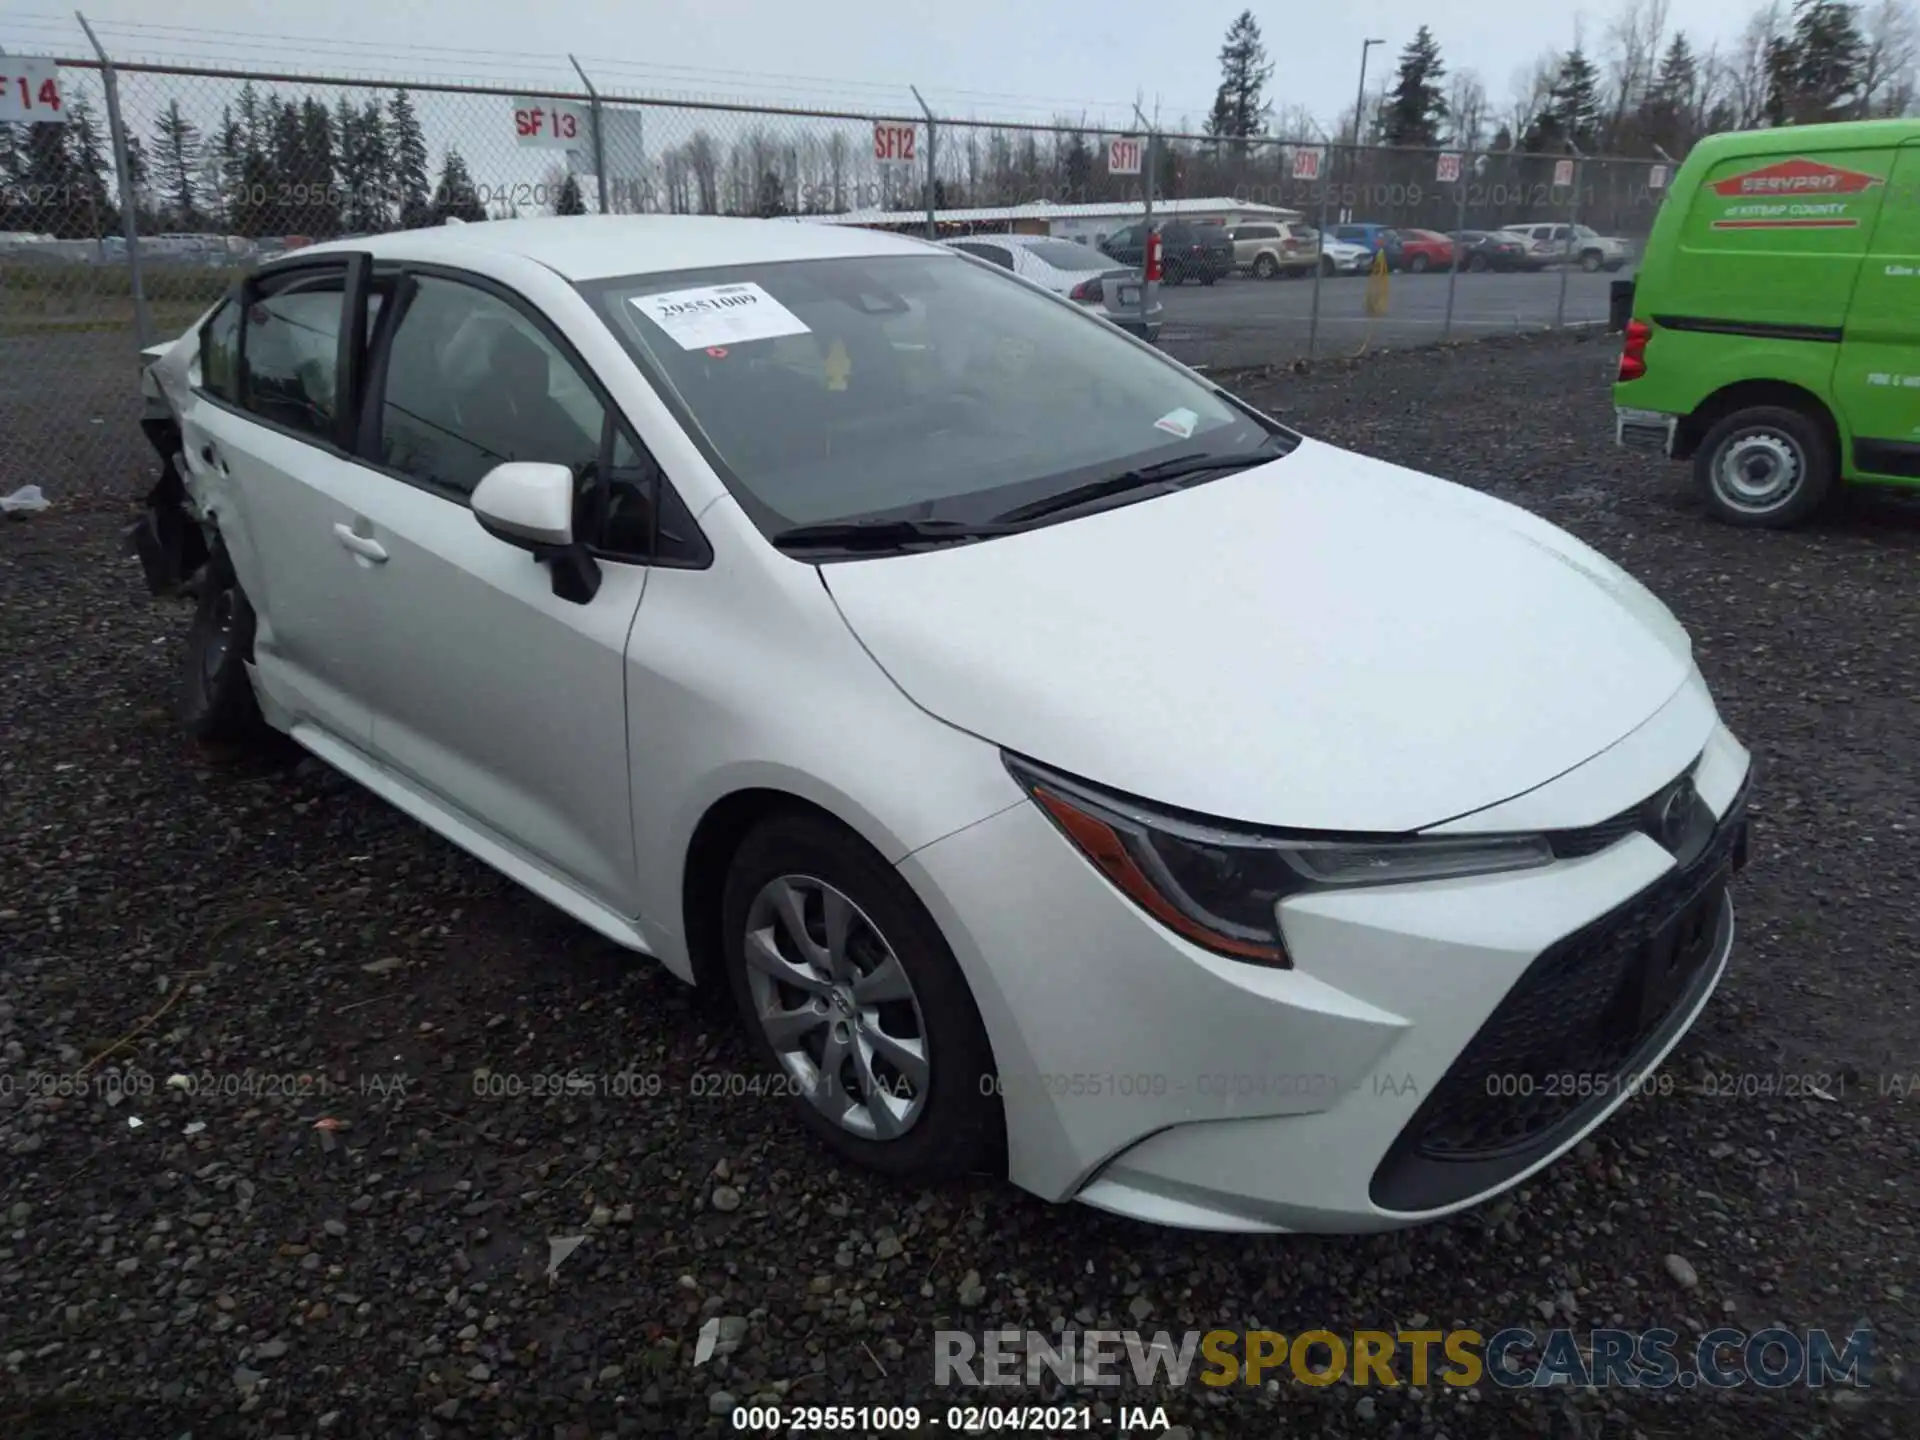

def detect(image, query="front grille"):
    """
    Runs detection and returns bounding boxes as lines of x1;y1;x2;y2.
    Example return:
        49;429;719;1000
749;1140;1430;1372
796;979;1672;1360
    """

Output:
1371;773;1751;1213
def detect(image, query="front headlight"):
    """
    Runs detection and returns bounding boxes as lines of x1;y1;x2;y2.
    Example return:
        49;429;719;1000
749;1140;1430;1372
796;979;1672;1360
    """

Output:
1005;755;1554;967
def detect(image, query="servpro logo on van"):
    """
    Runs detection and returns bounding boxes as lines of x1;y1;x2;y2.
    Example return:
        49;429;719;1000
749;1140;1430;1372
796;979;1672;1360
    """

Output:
1710;157;1884;197
1706;157;1885;230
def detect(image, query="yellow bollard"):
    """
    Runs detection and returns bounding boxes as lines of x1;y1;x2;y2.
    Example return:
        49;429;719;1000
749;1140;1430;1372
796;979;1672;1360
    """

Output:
1363;249;1390;318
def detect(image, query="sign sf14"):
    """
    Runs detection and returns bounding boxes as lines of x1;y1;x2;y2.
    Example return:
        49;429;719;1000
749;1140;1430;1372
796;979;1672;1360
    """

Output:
0;56;64;126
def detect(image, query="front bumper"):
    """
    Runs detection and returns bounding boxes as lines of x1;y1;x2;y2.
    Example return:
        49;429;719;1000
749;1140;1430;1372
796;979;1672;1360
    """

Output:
902;707;1751;1233
1616;407;1677;457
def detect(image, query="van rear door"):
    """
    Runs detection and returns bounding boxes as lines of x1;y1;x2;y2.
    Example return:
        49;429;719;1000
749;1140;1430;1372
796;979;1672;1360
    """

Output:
1837;139;1920;482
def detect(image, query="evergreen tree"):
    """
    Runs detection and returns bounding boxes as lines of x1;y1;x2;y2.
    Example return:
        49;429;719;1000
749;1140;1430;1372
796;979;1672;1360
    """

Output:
1384;26;1450;147
431;149;488;223
388;89;432;227
555;172;587;215
1639;33;1701;152
297;99;341;236
152;99;201;229
1525;47;1603;151
750;169;786;217
1768;0;1868;123
268;100;305;235
1206;11;1273;145
65;94;117;237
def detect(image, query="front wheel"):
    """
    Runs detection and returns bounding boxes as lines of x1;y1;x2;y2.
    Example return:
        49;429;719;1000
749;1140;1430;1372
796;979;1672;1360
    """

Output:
1468;253;1489;272
1693;405;1836;528
1320;255;1335;277
722;813;1002;1180
1408;254;1429;273
1162;262;1185;287
1580;250;1603;272
179;547;266;744
1252;253;1278;279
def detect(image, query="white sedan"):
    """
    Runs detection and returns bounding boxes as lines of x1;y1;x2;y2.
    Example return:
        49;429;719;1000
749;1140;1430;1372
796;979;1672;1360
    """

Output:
130;215;1752;1233
941;233;1160;340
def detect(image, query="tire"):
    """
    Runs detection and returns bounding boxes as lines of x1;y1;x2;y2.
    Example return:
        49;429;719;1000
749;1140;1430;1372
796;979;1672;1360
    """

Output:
1692;405;1836;528
1200;268;1217;286
1320;255;1335;277
179;546;266;744
1408;254;1429;273
1580;250;1603;272
1252;253;1278;279
1162;262;1185;287
721;812;1002;1180
1468;253;1489;273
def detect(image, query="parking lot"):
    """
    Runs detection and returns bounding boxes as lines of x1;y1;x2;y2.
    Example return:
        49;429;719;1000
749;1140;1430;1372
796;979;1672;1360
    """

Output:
1157;268;1625;369
1;329;1913;1439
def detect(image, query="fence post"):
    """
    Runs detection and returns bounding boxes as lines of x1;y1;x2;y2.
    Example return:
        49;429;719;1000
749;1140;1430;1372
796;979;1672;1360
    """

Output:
76;11;150;348
569;55;608;214
1308;142;1332;364
1134;103;1156;333
911;86;935;241
1442;148;1468;343
1555;145;1583;330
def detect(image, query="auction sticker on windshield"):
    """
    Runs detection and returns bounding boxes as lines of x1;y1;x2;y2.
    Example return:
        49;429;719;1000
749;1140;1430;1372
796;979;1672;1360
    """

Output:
631;283;811;349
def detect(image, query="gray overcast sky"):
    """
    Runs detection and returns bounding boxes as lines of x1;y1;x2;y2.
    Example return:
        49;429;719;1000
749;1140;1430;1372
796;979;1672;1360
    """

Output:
7;0;1755;134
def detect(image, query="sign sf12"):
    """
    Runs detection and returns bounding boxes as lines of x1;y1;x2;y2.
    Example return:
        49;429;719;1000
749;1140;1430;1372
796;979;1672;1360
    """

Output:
512;96;588;149
874;122;918;166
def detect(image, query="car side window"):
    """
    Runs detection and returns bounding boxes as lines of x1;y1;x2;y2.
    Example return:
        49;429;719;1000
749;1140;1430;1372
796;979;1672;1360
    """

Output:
199;300;240;401
241;267;348;442
377;275;604;499
969;243;1015;270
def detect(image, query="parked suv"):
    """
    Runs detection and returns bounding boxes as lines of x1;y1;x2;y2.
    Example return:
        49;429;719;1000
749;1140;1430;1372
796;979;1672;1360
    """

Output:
1501;223;1633;272
1229;220;1318;279
1101;221;1233;285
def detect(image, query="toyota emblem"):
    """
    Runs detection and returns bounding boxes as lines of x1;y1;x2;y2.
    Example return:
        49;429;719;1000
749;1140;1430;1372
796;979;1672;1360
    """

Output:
1656;777;1696;850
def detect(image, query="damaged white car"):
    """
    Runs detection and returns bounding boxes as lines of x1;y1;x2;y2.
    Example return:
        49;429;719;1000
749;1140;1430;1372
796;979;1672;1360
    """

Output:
129;215;1751;1233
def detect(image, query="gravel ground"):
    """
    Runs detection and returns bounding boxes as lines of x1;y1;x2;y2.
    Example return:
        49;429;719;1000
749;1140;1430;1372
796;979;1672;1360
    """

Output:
2;330;1916;1440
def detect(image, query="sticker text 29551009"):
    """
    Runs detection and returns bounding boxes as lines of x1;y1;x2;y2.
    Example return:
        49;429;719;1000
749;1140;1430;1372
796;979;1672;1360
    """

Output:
630;283;811;350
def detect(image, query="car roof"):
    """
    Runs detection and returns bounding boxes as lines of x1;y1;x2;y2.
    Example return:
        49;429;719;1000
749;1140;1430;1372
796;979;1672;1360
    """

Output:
295;214;940;282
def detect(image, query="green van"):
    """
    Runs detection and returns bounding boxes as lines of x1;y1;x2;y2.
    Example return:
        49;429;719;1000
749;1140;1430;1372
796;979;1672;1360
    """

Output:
1612;118;1920;526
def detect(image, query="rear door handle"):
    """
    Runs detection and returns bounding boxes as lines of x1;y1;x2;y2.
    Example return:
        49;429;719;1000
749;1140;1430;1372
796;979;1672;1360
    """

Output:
332;523;388;563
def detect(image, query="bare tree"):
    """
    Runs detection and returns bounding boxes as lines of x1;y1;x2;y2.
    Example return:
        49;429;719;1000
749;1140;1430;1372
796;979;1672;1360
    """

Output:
1855;0;1920;114
1719;1;1785;129
1504;53;1560;144
1605;0;1672;144
1447;69;1490;149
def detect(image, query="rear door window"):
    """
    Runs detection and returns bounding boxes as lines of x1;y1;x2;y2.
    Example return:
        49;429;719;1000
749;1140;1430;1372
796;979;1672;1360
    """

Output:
240;265;348;442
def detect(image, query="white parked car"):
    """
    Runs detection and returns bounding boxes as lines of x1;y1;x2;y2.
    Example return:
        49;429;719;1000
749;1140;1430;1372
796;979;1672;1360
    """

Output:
1499;222;1634;272
1313;232;1372;276
941;233;1160;341
130;215;1751;1233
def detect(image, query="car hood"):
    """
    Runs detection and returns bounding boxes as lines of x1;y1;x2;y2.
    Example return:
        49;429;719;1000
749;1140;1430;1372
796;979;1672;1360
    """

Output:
821;439;1694;832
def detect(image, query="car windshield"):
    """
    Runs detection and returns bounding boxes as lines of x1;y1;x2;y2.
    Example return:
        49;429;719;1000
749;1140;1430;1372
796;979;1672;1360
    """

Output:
1018;239;1112;271
581;253;1281;534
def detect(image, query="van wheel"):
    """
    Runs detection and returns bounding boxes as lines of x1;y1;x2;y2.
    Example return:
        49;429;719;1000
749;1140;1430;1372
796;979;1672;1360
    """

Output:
1693;406;1835;528
721;812;1002;1180
179;547;266;744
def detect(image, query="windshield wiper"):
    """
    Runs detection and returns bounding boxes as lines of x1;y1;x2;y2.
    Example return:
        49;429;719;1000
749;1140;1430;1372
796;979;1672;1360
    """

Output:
769;516;1019;553
992;442;1286;526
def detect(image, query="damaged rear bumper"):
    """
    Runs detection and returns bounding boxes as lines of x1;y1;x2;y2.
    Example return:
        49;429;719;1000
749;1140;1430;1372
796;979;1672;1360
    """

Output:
126;358;206;596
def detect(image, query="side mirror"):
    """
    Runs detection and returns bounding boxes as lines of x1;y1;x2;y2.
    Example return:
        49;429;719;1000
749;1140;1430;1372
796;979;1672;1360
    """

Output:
472;461;575;549
471;461;602;605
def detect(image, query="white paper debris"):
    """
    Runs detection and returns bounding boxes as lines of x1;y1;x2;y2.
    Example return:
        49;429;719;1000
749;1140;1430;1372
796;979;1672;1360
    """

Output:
630;283;810;351
692;1315;720;1367
127;1116;144;1129
545;1234;586;1281
1;485;49;518
183;1121;206;1136
165;1074;192;1091
1152;407;1199;439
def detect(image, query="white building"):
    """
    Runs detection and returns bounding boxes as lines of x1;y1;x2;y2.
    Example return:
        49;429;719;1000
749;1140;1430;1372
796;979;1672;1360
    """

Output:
793;197;1300;249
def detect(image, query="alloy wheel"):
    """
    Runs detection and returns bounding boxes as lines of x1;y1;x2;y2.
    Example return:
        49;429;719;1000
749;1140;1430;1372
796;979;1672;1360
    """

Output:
741;875;931;1141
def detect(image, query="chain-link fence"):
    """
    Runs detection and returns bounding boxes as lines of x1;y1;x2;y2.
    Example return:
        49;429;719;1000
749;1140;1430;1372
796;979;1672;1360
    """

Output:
1;52;1673;493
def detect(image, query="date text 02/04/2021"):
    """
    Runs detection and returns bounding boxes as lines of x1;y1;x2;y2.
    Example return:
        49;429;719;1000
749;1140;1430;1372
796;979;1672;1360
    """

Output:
726;1404;1175;1433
